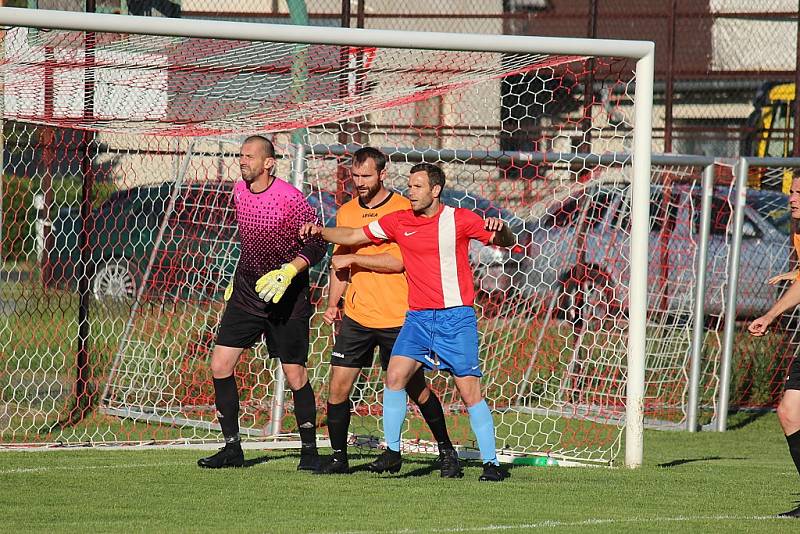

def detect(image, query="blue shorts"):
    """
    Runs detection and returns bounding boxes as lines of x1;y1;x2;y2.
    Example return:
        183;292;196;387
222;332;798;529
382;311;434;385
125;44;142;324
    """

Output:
391;306;481;377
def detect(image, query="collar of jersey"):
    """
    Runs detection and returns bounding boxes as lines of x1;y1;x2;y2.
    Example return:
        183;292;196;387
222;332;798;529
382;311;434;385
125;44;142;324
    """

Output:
247;175;277;195
358;190;394;210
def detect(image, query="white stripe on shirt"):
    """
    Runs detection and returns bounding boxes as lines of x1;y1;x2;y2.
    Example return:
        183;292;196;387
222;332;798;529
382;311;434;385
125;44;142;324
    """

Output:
368;220;388;240
438;206;462;307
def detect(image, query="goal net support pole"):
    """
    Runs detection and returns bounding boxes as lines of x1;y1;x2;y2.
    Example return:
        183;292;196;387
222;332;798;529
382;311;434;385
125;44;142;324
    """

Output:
0;6;654;466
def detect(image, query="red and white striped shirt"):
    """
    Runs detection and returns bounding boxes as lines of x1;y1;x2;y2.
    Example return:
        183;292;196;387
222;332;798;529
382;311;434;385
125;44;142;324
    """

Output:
363;205;494;310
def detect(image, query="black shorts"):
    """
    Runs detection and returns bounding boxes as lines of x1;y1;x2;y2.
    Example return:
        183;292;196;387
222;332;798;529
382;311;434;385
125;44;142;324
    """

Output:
216;304;309;366
786;357;800;391
330;315;401;370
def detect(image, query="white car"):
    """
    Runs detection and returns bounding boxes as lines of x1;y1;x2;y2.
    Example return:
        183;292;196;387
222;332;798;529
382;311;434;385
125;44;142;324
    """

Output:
475;177;791;321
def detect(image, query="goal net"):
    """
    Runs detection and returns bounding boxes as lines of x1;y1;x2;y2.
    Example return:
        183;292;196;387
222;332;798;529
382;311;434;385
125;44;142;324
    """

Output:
0;8;654;466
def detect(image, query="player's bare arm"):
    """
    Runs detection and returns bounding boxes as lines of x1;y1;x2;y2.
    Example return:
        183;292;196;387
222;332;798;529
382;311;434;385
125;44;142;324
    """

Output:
768;270;799;285
485;217;515;247
323;247;350;326
332;253;404;274
748;278;800;336
300;223;371;246
323;266;348;325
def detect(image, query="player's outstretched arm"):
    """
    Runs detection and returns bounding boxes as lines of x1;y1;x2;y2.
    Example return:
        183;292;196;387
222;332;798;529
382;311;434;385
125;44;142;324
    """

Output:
332;253;404;274
485;217;515;247
768;270;799;285
300;223;371;246
748;278;800;336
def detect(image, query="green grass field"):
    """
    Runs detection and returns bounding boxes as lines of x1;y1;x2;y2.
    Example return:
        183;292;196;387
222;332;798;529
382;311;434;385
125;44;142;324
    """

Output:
1;412;798;533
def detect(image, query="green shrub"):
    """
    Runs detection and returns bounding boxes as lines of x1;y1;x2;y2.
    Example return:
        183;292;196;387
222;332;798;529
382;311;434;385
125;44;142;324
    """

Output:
2;174;34;262
2;174;117;262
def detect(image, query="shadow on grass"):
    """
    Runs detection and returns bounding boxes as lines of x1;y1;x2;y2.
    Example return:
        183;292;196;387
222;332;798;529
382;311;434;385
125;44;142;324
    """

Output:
243;454;277;468
345;455;439;478
658;456;746;468
242;452;300;467
726;409;772;430
339;455;517;479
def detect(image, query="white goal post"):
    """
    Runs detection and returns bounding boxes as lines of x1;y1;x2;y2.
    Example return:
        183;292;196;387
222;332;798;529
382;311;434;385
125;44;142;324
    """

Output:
0;6;653;467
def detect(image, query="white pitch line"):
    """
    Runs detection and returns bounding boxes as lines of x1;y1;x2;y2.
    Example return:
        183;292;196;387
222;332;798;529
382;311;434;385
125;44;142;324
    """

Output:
324;515;783;534
0;462;187;475
0;456;301;475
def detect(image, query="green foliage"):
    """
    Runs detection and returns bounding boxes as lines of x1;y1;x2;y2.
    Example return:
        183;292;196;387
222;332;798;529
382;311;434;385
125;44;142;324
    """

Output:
729;328;788;407
1;174;33;262
1;174;117;261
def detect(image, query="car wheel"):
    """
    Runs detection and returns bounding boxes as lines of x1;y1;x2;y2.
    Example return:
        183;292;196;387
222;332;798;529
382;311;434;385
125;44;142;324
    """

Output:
557;265;614;329
92;258;138;302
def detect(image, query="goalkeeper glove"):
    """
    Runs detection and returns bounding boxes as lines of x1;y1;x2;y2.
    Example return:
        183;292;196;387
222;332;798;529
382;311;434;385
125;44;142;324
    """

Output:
223;281;233;302
255;263;298;304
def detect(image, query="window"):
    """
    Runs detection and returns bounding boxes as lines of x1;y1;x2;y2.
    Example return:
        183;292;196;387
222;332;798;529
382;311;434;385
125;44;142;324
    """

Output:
547;197;580;228
583;189;615;229
172;186;236;240
765;102;791;158
692;194;761;239
499;67;580;179
748;191;791;235
694;195;730;235
613;187;679;233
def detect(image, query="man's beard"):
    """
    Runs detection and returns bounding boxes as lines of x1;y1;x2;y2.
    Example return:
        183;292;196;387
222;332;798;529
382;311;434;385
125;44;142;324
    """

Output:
241;167;262;182
358;183;381;203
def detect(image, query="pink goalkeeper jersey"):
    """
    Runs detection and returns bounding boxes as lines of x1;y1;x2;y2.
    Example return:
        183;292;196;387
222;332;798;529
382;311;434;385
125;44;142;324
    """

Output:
229;177;324;317
363;205;494;310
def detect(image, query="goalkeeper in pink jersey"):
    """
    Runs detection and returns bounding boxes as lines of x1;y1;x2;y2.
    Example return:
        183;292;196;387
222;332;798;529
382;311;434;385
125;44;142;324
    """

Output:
198;135;326;471
302;162;515;481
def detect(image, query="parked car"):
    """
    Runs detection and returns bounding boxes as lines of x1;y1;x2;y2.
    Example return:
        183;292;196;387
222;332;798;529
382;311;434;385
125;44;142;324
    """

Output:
474;177;792;321
44;181;338;302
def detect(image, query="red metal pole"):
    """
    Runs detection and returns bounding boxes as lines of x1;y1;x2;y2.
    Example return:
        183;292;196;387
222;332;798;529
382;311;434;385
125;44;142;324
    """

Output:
664;0;677;152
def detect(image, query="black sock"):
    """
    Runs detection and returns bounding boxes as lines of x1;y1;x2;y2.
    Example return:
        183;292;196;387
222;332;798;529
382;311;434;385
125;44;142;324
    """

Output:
292;381;317;451
417;393;453;451
787;430;800;478
213;375;240;442
326;400;351;459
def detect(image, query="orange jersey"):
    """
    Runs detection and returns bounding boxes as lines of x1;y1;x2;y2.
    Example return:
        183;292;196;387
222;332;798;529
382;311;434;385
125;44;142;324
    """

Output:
335;192;410;328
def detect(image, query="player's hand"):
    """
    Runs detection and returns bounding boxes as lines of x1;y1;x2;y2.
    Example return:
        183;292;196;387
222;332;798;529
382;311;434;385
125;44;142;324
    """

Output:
331;254;354;271
300;223;323;238
255;263;298;304
322;305;339;325
484;217;506;232
223;281;233;302
748;315;772;337
768;270;798;285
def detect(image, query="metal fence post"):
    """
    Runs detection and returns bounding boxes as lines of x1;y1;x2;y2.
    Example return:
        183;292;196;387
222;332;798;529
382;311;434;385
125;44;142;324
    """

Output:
717;157;749;431
687;163;714;431
269;362;287;437
266;142;308;438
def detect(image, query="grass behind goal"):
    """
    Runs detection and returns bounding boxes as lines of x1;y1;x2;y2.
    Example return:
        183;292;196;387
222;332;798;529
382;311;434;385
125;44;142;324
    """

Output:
1;412;797;533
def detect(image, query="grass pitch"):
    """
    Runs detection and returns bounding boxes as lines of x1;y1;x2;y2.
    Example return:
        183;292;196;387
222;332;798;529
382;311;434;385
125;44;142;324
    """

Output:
1;412;799;533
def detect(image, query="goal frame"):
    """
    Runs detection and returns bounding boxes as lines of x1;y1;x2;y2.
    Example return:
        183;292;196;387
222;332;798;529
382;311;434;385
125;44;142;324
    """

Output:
0;6;654;467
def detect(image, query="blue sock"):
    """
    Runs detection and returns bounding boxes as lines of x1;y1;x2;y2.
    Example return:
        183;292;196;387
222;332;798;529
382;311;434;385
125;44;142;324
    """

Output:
382;387;407;452
468;400;498;465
